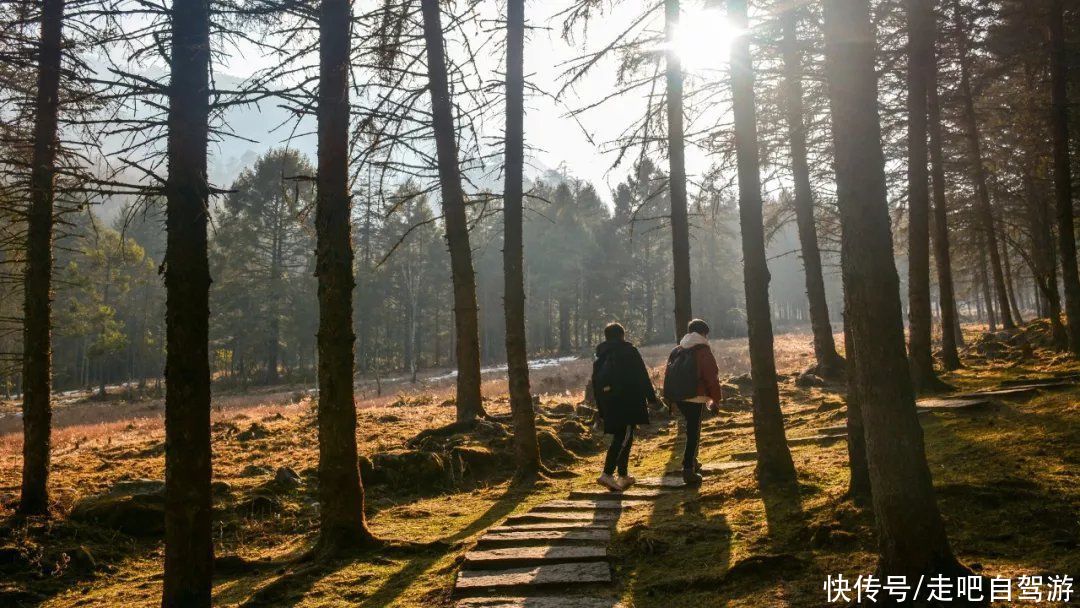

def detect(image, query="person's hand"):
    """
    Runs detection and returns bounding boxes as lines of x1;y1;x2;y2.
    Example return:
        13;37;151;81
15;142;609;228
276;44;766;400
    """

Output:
707;401;721;415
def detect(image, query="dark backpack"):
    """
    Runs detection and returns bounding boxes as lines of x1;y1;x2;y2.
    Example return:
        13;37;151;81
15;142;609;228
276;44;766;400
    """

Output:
592;351;622;410
663;346;699;401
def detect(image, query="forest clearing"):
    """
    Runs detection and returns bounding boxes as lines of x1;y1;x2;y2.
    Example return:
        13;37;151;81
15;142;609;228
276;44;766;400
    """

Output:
0;325;1077;606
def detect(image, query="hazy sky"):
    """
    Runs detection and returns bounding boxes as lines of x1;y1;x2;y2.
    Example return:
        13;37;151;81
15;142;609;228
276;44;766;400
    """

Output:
206;0;739;202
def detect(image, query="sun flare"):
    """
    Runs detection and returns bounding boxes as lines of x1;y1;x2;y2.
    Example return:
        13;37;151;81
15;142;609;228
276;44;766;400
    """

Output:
671;6;743;72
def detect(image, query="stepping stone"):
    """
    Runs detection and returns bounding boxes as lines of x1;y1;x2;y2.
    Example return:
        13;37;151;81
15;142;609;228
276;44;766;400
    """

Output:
635;476;692;488
954;386;1039;400
996;381;1073;391
787;434;846;446
699;461;754;475
917;397;991;412
567;489;663;501
476;529;611;548
817;425;848;436
489;522;612;533
533;500;641;512
998;374;1080;387
456;598;623;608
730;450;758;461
463;545;607;569
454;562;612;594
504;511;618;525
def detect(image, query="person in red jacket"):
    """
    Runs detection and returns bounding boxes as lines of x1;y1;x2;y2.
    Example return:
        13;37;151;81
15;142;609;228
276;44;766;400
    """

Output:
670;318;724;484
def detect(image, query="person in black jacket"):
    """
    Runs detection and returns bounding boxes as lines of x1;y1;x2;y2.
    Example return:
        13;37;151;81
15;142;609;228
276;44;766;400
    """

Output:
591;322;659;491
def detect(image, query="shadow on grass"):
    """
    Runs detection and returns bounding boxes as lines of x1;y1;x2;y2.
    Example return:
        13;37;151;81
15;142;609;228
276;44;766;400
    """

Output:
356;484;530;608
228;484;531;608
917;391;1079;571
623;410;733;607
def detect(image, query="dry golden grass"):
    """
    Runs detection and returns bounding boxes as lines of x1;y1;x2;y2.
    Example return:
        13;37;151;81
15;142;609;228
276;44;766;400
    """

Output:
0;327;1077;607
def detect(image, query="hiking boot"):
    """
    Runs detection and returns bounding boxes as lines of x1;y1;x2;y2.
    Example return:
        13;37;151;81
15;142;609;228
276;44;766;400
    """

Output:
616;475;636;490
682;469;703;486
597;473;623;492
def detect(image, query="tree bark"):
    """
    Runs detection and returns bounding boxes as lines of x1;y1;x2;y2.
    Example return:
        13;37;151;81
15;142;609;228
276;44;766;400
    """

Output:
822;0;969;586
927;35;963;368
977;233;997;331
1023;165;1067;347
665;0;693;341
953;1;1014;330
314;0;374;554
906;0;945;393
502;0;541;480
162;0;213;604
1049;0;1080;355
779;8;844;378
728;0;796;487
420;0;485;421
19;0;64;517
842;313;871;505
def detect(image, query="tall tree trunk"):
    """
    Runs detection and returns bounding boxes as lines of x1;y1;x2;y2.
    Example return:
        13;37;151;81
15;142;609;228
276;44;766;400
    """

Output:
558;298;571;354
665;0;692;340
314;0;374;553
1023;165;1067;347
728;0;796;487
1049;0;1080;355
163;0;213;604
19;0;64;517
265;224;281;383
502;0;541;480
906;0;944;392
842;313;871;505
953;1;1014;330
780;7;845;378
822;0;970;584
1002;240;1024;324
927;35;963;368
977;234;997;331
421;0;485;422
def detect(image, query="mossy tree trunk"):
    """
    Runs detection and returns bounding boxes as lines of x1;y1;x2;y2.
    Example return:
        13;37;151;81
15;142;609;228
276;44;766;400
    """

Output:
162;0;213;604
728;0;796;488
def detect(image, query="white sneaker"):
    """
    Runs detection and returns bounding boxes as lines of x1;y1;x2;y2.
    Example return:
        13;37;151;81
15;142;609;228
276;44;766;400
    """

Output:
617;475;636;490
597;473;622;492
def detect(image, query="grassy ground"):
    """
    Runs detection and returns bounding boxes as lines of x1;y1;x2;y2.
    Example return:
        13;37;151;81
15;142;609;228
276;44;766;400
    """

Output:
0;328;1078;606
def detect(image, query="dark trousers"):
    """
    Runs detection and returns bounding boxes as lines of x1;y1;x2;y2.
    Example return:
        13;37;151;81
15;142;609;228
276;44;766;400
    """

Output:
676;402;704;470
603;424;635;476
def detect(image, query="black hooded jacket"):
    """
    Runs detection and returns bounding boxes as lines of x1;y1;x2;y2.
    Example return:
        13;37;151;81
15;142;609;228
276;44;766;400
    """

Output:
591;339;657;432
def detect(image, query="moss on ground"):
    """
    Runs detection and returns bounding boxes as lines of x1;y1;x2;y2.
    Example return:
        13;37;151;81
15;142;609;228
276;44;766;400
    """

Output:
0;331;1077;607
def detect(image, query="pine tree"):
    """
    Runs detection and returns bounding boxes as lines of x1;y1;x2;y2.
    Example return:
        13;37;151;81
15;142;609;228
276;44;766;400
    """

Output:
502;0;541;480
19;0;64;517
729;0;796;487
162;0;213;604
822;0;972;585
314;0;375;553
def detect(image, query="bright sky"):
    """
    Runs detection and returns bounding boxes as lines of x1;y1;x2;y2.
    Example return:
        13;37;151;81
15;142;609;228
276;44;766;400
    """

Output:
209;0;743;202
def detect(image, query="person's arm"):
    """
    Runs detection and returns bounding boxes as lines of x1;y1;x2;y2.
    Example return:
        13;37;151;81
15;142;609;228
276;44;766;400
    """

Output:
634;348;659;404
698;346;724;403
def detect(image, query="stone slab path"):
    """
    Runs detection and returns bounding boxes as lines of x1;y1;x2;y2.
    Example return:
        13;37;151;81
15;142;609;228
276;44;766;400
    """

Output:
452;458;752;605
